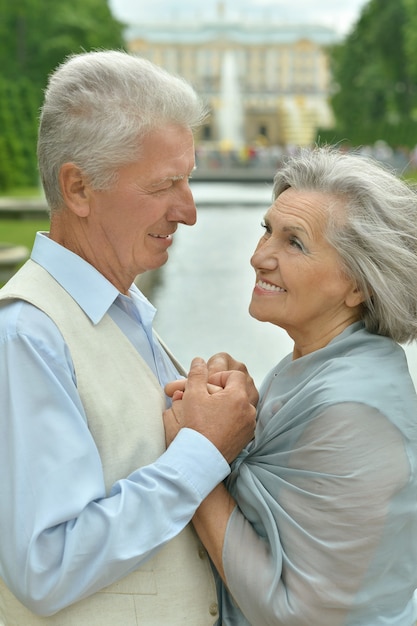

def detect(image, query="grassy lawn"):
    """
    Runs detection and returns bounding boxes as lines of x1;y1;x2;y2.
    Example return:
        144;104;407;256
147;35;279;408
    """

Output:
4;187;42;198
0;218;49;250
0;218;49;287
0;186;48;249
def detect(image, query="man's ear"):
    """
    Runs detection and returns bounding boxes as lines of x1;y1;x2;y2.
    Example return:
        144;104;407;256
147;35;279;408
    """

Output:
59;163;91;217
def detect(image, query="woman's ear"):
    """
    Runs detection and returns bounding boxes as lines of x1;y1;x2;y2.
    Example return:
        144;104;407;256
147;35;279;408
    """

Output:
59;163;91;217
345;284;367;308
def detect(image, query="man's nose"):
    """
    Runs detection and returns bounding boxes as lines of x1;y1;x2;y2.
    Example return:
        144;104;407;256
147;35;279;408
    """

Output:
170;184;197;225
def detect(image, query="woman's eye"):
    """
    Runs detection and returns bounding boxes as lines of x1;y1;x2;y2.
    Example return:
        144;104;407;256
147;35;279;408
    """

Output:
289;236;304;251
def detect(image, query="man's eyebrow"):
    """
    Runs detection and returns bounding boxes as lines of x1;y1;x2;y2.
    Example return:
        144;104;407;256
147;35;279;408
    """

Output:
151;175;182;187
151;166;197;188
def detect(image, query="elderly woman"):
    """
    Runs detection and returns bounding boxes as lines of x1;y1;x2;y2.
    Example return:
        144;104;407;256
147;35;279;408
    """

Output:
164;146;417;625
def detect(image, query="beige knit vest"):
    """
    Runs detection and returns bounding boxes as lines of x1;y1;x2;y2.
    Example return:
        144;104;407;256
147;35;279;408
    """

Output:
0;260;218;626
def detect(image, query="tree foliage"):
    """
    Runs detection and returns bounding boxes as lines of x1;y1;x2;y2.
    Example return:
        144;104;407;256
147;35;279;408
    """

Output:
0;0;125;191
323;0;417;148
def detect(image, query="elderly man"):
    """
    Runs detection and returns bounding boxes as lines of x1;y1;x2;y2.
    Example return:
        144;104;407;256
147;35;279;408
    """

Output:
0;50;256;625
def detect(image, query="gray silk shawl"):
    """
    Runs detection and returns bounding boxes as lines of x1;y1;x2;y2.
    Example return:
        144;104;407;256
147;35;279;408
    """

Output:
217;323;417;626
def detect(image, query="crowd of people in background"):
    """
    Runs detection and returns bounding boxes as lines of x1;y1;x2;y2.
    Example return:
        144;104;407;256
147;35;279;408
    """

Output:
195;139;416;175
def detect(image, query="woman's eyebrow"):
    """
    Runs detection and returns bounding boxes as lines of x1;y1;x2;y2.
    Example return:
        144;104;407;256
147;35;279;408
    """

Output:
282;225;308;235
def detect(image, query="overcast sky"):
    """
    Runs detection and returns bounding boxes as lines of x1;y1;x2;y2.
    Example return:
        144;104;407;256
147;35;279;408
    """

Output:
109;0;370;37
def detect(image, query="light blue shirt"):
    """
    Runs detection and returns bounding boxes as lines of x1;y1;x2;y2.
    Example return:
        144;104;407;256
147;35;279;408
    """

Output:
0;232;229;614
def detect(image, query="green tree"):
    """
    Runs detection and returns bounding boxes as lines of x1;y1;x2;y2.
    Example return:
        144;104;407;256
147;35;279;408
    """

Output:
0;0;125;191
0;78;39;188
324;0;417;148
402;0;417;84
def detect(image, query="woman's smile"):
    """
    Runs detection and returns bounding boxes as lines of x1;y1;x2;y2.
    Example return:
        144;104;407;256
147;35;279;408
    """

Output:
254;279;286;294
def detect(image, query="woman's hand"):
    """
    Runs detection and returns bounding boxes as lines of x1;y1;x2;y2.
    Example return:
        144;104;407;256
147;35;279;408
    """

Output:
165;378;222;401
207;352;259;407
166;353;258;405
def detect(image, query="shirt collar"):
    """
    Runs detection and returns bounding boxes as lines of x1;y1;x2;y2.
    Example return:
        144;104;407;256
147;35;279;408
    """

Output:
30;232;120;324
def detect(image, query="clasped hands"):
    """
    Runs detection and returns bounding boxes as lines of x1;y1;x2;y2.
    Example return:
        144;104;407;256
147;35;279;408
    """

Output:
163;353;259;464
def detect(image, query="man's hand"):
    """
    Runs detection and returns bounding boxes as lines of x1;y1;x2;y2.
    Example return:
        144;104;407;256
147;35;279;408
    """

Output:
165;352;259;407
163;357;257;463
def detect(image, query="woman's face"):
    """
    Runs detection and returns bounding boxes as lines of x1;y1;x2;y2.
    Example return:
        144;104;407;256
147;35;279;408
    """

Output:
249;187;364;357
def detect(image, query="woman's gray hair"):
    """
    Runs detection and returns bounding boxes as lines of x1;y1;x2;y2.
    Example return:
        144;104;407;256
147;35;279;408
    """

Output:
38;50;208;212
273;145;417;343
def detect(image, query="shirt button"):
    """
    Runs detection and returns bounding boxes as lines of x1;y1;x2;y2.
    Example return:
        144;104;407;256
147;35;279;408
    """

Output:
198;546;207;559
209;602;219;616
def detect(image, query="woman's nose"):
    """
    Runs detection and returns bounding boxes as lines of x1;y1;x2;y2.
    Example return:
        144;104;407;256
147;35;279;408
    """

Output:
251;239;279;270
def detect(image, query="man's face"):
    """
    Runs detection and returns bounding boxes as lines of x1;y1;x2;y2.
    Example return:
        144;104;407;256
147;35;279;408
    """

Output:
84;124;196;289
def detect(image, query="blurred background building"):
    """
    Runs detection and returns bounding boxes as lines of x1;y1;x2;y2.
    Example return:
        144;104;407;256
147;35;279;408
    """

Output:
126;2;337;151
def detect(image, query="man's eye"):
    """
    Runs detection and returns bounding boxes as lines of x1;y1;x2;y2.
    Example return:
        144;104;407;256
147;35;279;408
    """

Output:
153;184;171;194
261;220;271;234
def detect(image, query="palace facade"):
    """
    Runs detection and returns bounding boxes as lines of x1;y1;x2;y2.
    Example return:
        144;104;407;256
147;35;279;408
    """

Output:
126;6;338;149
